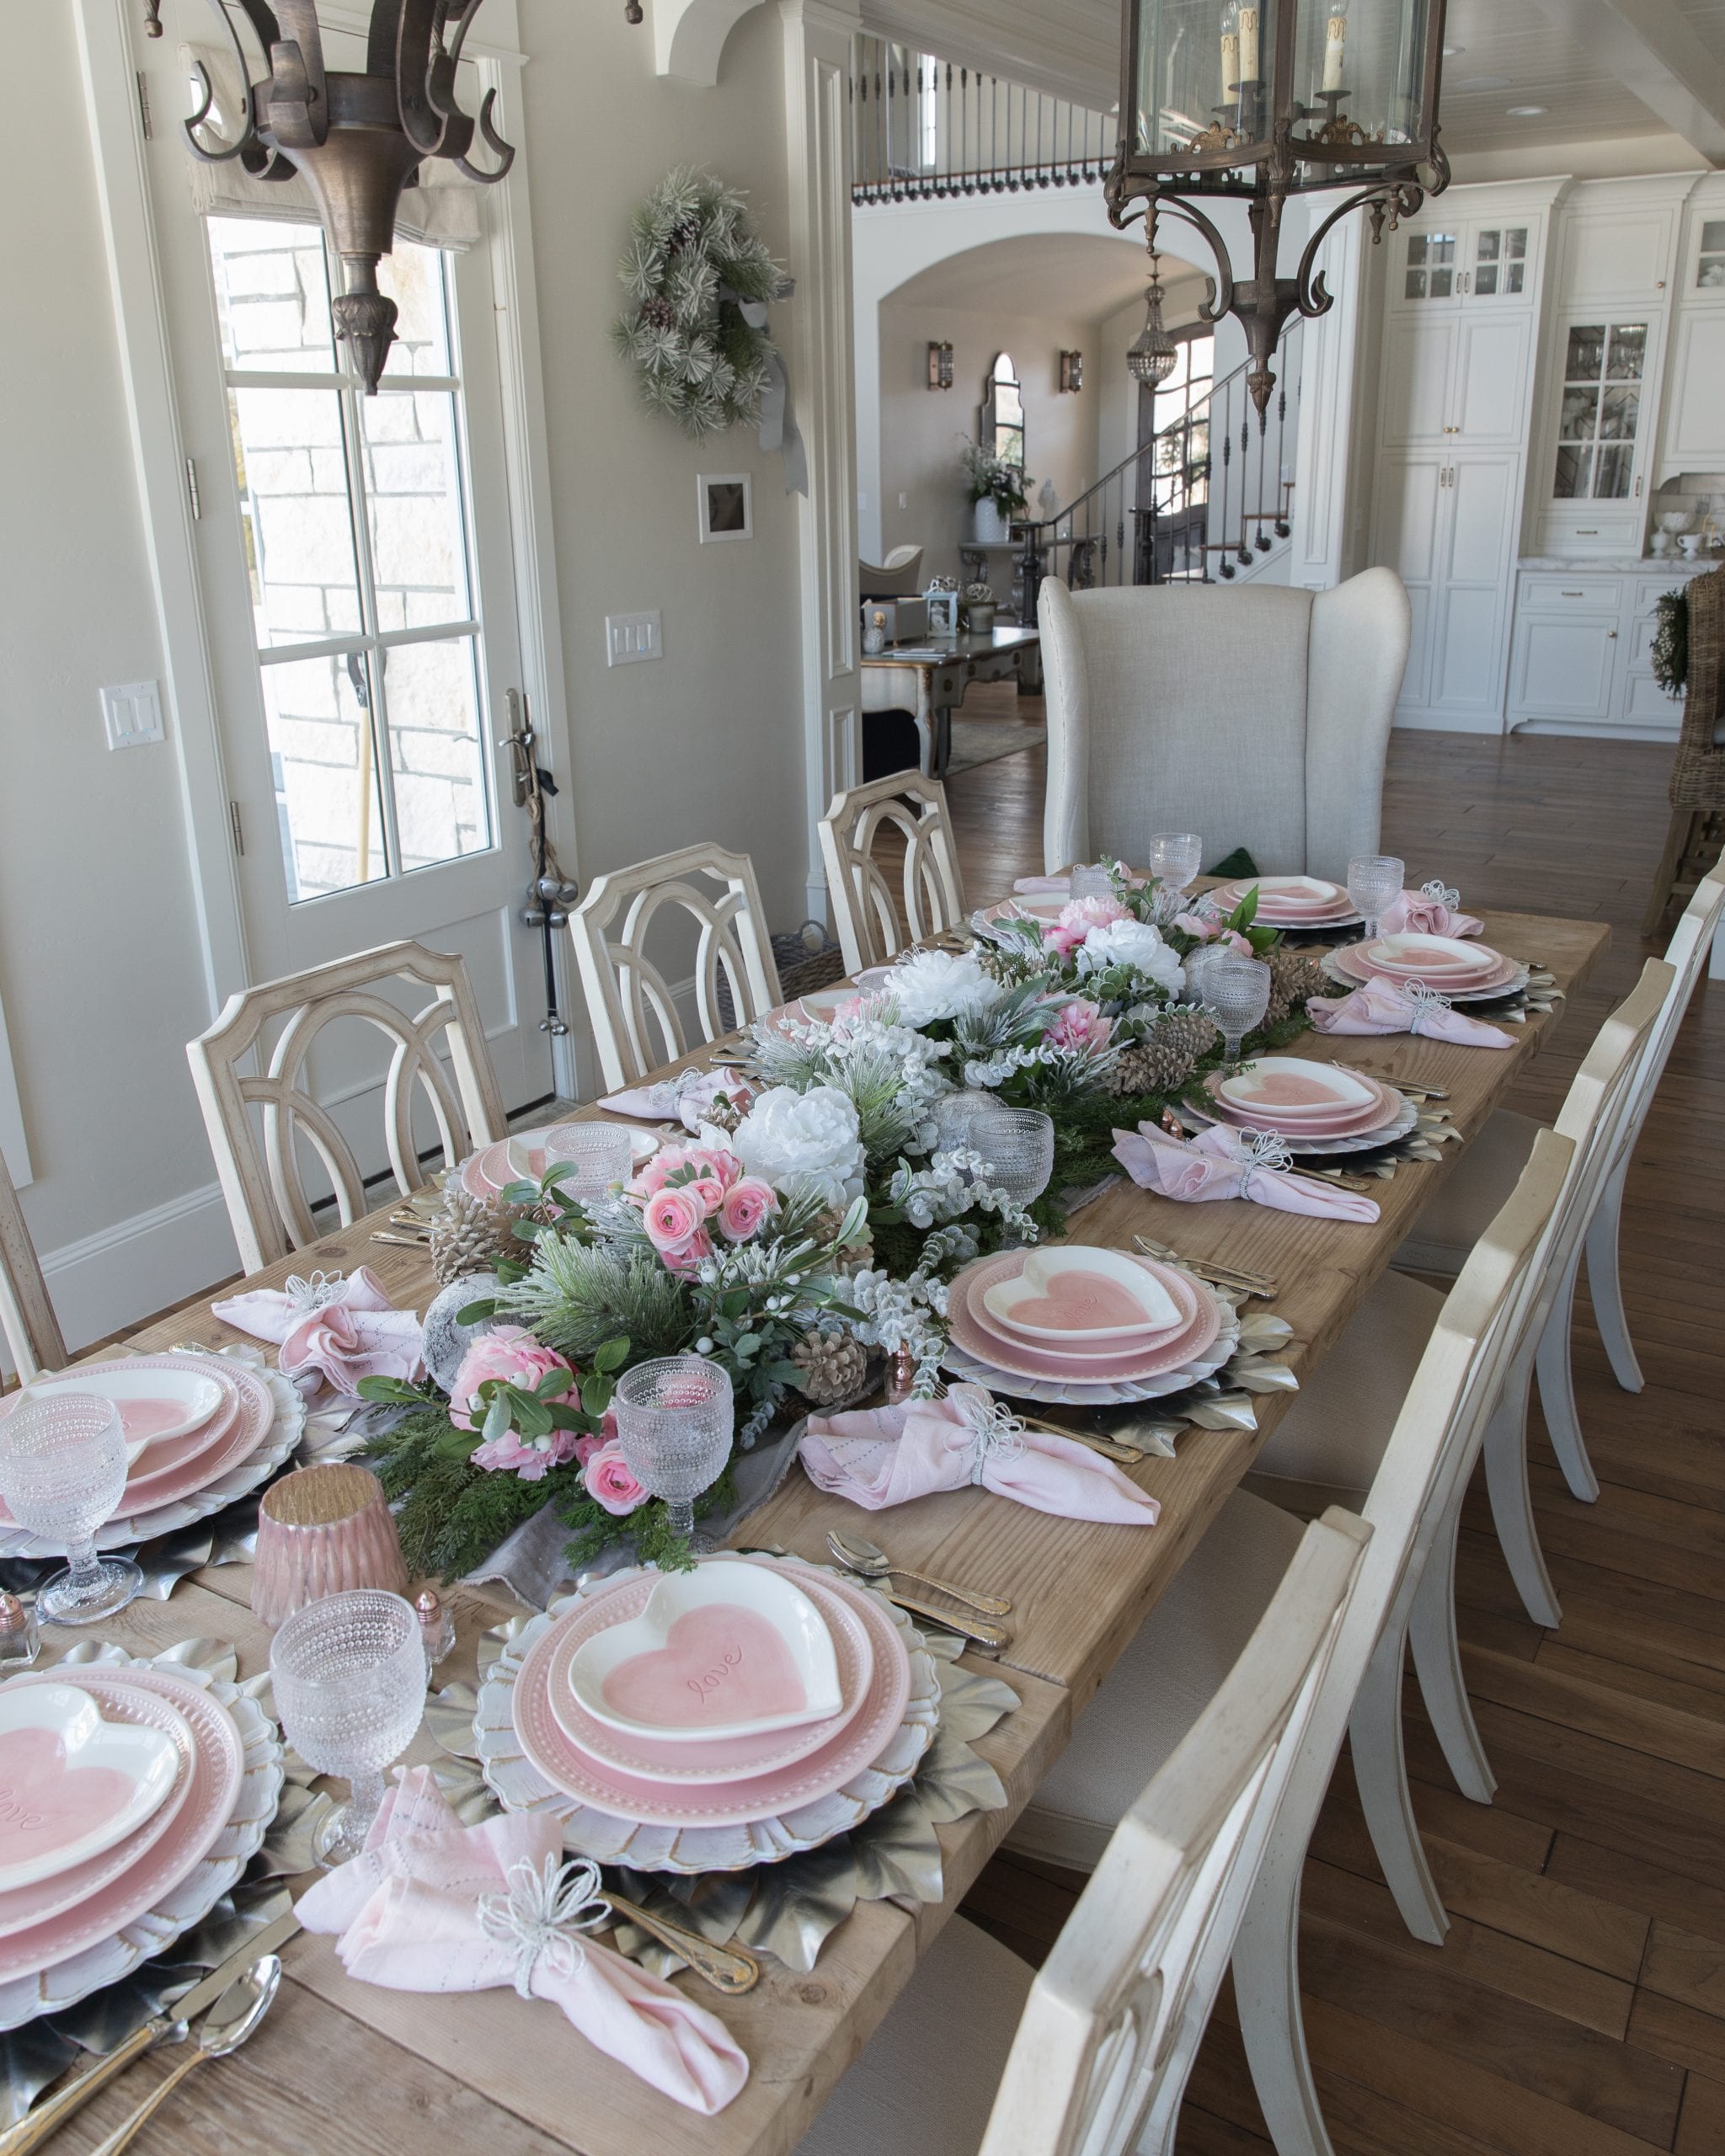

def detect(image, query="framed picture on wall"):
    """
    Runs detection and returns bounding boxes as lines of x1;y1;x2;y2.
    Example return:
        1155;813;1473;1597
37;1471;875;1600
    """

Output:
697;473;753;542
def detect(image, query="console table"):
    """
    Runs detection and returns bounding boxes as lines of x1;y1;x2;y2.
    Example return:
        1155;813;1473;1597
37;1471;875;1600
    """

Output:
858;625;1042;776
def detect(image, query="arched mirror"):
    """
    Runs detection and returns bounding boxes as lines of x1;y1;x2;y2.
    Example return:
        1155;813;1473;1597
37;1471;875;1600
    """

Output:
981;351;1025;472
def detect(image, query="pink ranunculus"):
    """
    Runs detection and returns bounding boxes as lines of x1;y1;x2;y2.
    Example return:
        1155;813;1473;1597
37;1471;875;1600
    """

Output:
449;1327;578;1433
470;1427;581;1482
571;1407;618;1470
1044;998;1115;1054
629;1141;741;1214
644;1184;707;1251
1174;911;1251;955
718;1175;777;1242
582;1438;648;1516
1045;892;1129;957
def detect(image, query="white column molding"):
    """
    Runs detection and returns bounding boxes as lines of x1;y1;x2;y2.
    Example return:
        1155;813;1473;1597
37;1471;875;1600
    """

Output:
1290;211;1364;590
654;0;769;83
0;990;30;1191
782;0;863;921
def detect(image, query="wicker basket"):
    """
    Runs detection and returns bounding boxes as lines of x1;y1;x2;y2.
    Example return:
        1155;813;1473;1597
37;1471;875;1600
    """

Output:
716;922;846;1029
1671;567;1725;813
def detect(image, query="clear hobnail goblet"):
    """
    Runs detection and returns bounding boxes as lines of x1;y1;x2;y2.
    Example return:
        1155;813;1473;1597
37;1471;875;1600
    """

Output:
932;1090;994;1154
965;1104;1056;1205
1199;954;1274;1064
1147;831;1204;895
270;1588;428;1866
1347;854;1405;941
544;1122;634;1203
612;1356;735;1549
1066;862;1114;905
0;1394;142;1626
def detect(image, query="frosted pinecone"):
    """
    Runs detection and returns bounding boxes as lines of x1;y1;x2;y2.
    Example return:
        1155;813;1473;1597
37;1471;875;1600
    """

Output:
665;212;702;253
638;296;676;332
1105;1008;1220;1097
790;1327;869;1406
810;1205;872;1270
1267;948;1328;1027
427;1182;517;1289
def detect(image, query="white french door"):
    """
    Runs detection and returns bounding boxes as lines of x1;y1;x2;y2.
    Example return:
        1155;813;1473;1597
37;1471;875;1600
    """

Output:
138;10;560;1163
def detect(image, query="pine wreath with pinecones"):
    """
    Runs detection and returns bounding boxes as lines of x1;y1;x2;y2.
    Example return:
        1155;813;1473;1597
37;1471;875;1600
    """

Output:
611;168;783;438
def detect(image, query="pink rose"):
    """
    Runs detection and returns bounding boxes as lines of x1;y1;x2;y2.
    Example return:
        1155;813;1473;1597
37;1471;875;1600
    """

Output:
470;1427;581;1482
571;1407;618;1470
582;1438;648;1516
1174;911;1251;955
718;1175;777;1242
449;1327;578;1433
1044;998;1114;1054
1046;893;1128;957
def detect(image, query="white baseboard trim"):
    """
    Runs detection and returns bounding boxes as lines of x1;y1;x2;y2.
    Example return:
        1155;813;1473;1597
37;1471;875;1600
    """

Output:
36;1182;241;1358
1509;718;1683;744
1392;708;1510;734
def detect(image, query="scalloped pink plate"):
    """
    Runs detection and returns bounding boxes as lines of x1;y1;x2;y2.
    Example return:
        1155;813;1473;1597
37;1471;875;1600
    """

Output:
546;1563;873;1785
0;1668;243;1982
949;1251;1222;1382
513;1566;910;1828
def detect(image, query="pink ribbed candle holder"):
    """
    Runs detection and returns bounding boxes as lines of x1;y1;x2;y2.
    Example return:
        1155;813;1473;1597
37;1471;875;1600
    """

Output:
251;1463;409;1628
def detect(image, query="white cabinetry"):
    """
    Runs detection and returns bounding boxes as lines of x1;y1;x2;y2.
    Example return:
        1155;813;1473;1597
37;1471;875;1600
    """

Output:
1656;177;1725;479
1375;454;1522;723
1507;564;1701;738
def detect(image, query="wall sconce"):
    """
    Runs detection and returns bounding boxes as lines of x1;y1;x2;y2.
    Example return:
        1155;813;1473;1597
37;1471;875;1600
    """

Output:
927;341;954;391
1058;350;1084;393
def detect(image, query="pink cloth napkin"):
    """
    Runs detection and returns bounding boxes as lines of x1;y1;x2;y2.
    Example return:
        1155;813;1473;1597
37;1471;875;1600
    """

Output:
1306;976;1513;1048
1012;874;1070;894
601;1070;755;1131
297;1769;748;2114
1111;1121;1381;1222
1375;883;1485;938
799;1383;1159;1524
211;1266;424;1397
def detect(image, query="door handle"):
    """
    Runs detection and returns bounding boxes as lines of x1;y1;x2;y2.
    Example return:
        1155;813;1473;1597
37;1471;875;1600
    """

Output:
498;687;532;808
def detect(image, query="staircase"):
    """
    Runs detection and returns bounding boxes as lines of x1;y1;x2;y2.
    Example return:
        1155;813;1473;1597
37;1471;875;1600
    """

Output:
1018;328;1303;615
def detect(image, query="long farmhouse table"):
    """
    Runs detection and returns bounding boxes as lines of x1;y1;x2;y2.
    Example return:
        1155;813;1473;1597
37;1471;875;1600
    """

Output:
55;899;1606;2156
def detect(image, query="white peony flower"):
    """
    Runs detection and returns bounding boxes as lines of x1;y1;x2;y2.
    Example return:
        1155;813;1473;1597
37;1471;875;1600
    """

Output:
1075;916;1187;995
886;948;998;1028
731;1084;866;1206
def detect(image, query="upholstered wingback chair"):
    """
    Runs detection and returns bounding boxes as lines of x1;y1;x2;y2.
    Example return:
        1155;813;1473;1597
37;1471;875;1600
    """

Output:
1039;568;1411;878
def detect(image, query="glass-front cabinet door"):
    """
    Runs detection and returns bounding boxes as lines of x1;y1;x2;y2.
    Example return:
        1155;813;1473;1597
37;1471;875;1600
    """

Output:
1401;229;1459;303
1469;225;1527;298
1696;218;1725;293
1552;321;1648;502
1397;220;1531;307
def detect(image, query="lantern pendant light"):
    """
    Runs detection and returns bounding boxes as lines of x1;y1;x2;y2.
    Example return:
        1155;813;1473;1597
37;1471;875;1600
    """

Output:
1108;0;1451;419
1126;250;1179;387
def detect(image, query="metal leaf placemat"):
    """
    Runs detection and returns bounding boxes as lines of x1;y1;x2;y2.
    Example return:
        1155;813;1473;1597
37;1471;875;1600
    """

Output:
425;1589;1018;1975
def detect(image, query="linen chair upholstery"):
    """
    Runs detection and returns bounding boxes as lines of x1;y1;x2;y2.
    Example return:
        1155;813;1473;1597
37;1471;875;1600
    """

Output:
819;775;967;973
0;1148;67;1383
795;1506;1370;2156
569;843;783;1092
1039;568;1409;878
187;940;506;1275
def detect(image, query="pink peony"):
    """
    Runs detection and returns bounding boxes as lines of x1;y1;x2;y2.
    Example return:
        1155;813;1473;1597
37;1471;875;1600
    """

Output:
582;1438;648;1516
718;1176;777;1242
1046;893;1128;957
470;1428;581;1482
449;1327;578;1433
1044;998;1115;1054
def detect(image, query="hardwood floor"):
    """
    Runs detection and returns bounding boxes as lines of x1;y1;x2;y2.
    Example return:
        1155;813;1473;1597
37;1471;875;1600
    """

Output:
941;690;1725;2156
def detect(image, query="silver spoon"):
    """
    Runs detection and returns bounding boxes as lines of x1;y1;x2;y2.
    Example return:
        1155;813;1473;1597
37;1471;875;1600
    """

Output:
86;1956;282;2156
825;1528;1012;1616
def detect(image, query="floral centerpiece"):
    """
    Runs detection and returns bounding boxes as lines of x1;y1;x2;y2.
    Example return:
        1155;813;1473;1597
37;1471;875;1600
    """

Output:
959;443;1032;520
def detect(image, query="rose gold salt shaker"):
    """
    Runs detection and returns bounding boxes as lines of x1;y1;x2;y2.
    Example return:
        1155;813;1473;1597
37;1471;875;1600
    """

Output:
415;1587;455;1668
884;1343;917;1405
0;1591;39;1672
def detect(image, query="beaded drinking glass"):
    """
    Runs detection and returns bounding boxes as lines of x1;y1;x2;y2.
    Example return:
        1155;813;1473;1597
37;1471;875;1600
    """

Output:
1198;955;1274;1063
0;1394;142;1625
965;1105;1056;1204
1147;832;1204;895
932;1091;994;1153
612;1357;735;1549
544;1123;634;1203
1347;855;1405;940
270;1588;427;1865
1067;862;1114;905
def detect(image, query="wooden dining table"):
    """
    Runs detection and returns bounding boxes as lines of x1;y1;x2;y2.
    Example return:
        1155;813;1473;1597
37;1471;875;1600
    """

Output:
54;898;1608;2156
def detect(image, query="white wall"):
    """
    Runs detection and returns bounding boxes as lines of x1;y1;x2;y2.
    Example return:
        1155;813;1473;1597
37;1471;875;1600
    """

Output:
0;0;814;1351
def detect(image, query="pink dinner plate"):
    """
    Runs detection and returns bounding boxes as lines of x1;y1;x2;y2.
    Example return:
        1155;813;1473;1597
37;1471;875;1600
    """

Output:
966;1258;1200;1362
1348;936;1515;985
0;1683;196;1940
948;1252;1223;1383
0;1359;270;1530
0;1668;243;1982
1332;945;1521;996
546;1564;874;1785
512;1567;911;1828
0;1357;240;1483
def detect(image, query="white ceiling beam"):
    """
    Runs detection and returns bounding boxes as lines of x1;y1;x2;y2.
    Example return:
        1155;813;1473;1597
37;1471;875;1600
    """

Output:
1522;0;1725;165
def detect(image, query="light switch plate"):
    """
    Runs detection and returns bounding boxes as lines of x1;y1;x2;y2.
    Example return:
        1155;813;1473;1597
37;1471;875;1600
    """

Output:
100;681;165;750
606;611;663;666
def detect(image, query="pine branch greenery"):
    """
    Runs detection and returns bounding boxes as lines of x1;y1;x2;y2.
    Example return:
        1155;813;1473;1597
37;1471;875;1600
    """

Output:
494;1240;692;1365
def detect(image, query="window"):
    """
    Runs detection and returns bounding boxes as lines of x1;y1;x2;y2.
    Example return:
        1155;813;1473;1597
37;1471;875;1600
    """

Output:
1145;328;1215;514
984;352;1025;470
206;217;493;904
1553;322;1645;501
1404;231;1456;300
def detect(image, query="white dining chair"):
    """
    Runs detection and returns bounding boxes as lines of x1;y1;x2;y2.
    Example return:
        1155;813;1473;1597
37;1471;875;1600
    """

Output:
793;1505;1370;2156
996;1131;1570;2156
1037;568;1410;880
818;774;968;974
567;843;784;1092
0;1148;67;1383
1395;851;1725;1497
187;940;506;1274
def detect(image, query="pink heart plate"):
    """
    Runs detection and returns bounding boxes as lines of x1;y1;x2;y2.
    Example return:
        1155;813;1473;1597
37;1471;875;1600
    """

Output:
544;1565;875;1785
511;1565;911;1828
0;1667;243;1982
0;1357;240;1487
948;1251;1223;1382
1337;936;1519;992
1200;1065;1406;1141
1207;876;1359;925
969;1257;1200;1363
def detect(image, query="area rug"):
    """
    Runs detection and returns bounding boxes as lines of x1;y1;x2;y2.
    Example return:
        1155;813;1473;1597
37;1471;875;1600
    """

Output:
946;718;1047;775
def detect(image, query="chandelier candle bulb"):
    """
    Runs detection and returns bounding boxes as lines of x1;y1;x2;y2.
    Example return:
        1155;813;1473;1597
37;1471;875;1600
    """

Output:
1323;1;1348;90
1221;0;1242;99
1237;3;1261;83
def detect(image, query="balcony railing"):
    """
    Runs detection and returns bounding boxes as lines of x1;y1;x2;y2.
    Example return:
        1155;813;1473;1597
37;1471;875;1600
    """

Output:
852;38;1117;204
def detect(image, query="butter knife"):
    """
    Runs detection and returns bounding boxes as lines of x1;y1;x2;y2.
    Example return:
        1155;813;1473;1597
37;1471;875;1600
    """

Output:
0;1913;301;2156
